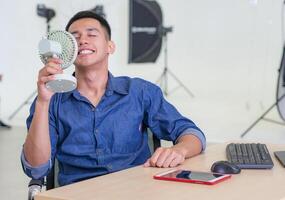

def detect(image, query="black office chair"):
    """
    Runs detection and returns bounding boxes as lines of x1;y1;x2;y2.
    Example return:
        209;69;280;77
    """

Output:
27;130;161;200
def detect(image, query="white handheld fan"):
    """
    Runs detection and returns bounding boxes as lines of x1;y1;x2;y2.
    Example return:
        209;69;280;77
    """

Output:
38;30;78;93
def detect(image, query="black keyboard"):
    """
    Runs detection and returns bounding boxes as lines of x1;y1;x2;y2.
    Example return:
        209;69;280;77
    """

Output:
226;143;274;169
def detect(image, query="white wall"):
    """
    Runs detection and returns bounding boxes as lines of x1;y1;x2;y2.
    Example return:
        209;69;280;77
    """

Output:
1;0;284;143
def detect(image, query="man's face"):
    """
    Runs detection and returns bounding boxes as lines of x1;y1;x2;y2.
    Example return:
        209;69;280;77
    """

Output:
68;18;114;69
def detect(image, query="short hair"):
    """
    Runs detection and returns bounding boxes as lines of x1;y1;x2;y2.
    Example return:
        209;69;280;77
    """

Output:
65;10;111;40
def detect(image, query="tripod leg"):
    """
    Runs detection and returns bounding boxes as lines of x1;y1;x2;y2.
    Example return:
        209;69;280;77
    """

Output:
263;118;285;126
155;72;164;85
164;69;168;96
167;69;195;97
8;90;37;120
240;94;285;138
0;120;11;128
156;69;169;96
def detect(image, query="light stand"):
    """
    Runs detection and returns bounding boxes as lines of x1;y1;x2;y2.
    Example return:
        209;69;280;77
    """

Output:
37;4;55;33
240;1;285;138
240;94;285;138
8;4;55;120
8;91;37;120
156;27;195;97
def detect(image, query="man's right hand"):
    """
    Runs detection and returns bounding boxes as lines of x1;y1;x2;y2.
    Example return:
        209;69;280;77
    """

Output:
37;58;63;102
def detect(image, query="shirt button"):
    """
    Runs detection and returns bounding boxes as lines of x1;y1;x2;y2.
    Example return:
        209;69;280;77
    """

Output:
92;107;95;111
95;129;99;134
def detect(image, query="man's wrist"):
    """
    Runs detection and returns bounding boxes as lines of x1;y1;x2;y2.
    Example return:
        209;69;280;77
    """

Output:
36;98;50;107
171;145;188;158
176;134;203;158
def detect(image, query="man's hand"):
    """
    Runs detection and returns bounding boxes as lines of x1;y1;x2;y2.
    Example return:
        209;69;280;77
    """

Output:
143;134;203;168
37;58;63;102
143;146;186;168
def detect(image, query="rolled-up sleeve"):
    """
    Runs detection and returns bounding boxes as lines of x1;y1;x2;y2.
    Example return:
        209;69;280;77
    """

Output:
143;82;206;150
176;128;206;151
21;150;51;179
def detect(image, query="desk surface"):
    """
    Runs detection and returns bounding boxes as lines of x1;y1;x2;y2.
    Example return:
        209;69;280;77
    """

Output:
35;143;285;200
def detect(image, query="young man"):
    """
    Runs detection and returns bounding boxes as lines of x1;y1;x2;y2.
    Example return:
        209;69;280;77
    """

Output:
21;11;206;186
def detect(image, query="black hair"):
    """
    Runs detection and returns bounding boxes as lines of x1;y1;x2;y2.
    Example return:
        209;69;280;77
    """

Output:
65;10;111;40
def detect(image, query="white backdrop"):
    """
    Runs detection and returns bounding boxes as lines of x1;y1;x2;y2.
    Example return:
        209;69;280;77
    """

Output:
1;0;284;143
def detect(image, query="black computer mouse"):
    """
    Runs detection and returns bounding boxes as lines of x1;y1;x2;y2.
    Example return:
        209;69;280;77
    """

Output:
211;160;241;174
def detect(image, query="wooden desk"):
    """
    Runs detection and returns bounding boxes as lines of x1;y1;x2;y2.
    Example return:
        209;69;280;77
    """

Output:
35;143;285;200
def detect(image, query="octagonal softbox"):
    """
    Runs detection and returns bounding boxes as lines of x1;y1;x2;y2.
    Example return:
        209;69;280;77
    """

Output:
128;0;163;63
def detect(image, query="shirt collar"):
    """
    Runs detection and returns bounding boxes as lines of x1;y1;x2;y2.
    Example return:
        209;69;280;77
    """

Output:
61;71;129;102
106;72;129;96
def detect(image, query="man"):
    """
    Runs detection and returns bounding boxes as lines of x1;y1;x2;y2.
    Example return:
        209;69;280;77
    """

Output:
21;11;206;186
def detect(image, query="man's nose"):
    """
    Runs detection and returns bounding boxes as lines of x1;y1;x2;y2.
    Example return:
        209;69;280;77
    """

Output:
78;35;88;45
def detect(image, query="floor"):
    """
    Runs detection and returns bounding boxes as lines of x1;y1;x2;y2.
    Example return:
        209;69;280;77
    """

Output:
0;126;29;200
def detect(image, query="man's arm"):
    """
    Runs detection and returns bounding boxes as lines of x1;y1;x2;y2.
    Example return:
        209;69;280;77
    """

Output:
23;58;62;167
23;100;51;166
142;82;206;168
144;134;203;168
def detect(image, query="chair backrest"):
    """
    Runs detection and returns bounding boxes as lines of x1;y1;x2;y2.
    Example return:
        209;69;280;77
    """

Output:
147;129;161;154
46;159;59;190
46;166;55;190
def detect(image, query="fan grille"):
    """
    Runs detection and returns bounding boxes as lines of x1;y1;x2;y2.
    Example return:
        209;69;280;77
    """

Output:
42;30;78;69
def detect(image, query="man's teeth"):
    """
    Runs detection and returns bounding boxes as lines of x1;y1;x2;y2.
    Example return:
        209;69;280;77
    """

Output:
79;50;94;55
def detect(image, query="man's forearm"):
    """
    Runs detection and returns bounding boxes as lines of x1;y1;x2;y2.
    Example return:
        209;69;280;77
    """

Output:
23;100;51;167
174;134;203;159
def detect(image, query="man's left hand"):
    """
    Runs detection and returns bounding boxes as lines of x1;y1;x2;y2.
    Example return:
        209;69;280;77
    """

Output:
143;146;186;168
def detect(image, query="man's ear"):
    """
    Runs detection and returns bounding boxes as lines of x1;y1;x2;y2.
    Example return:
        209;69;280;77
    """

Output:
108;41;116;54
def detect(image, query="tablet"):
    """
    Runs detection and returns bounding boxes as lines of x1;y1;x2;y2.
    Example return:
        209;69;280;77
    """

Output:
274;151;285;167
153;169;231;185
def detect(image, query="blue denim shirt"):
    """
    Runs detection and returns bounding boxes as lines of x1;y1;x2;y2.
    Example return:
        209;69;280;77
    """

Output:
21;73;206;186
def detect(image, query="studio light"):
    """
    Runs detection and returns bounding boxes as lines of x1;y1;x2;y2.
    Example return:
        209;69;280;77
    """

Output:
128;0;163;63
36;4;56;33
128;0;194;97
37;4;56;23
90;5;106;18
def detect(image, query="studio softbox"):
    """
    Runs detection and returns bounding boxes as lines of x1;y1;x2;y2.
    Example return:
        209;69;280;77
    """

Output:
128;0;163;63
